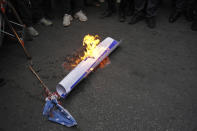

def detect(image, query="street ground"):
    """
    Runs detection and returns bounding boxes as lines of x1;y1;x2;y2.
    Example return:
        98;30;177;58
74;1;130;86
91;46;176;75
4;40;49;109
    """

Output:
0;1;197;131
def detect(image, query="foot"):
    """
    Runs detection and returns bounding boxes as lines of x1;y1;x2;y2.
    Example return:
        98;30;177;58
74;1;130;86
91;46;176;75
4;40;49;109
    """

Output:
74;10;88;22
169;11;181;23
63;14;73;27
27;26;39;37
129;12;145;25
0;78;6;87
185;8;194;21
127;10;134;16
146;17;156;29
191;20;197;31
100;10;113;18
119;12;126;22
40;17;53;26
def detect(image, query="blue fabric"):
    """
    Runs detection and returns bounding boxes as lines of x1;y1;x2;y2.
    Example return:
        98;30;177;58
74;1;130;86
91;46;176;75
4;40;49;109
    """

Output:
43;98;77;127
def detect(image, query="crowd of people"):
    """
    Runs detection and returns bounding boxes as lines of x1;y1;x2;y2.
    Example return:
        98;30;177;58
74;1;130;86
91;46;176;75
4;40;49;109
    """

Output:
9;0;197;38
0;0;196;91
103;0;197;29
9;0;88;37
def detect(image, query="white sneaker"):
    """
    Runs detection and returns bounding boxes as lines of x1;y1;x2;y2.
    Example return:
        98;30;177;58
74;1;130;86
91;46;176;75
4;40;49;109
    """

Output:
74;10;88;22
27;26;39;37
40;17;53;26
63;14;73;27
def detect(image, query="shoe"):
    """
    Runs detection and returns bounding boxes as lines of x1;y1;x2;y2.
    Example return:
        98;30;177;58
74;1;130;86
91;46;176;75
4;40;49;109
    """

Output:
169;11;181;23
129;12;145;25
119;12;126;22
127;10;134;16
100;10;113;18
146;17;156;29
63;14;73;27
40;17;53;26
27;26;39;37
191;20;197;31
0;78;6;87
185;8;194;21
74;10;88;22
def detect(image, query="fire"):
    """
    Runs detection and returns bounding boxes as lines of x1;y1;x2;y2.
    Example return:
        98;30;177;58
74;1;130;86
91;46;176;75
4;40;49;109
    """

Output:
98;57;110;68
81;34;100;60
63;34;110;71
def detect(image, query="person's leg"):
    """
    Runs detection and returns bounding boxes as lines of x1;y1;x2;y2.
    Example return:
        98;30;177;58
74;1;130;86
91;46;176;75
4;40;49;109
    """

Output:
31;0;53;26
146;0;158;18
42;0;52;18
129;0;146;24
119;0;134;21
175;0;185;12
0;78;5;87
119;0;127;22
191;1;197;31
9;0;33;27
172;0;176;7
73;0;84;14
127;0;134;16
146;0;158;28
30;0;44;22
73;0;88;22
109;0;116;12
134;0;146;14
37;0;53;26
62;0;73;26
9;0;39;36
100;0;116;18
185;0;195;21
63;0;72;15
169;0;185;23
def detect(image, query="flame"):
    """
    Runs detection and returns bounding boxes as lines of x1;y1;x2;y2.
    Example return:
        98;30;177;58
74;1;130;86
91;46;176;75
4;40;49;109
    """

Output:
63;35;101;70
63;34;110;71
98;57;110;68
81;34;100;60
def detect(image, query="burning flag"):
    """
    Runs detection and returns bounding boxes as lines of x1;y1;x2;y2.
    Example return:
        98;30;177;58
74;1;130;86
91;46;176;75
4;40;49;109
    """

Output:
57;36;120;98
30;35;120;128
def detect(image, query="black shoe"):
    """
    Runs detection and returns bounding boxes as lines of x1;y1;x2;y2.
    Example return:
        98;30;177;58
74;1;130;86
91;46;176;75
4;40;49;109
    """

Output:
146;17;156;29
127;10;134;16
100;10;113;18
0;78;6;87
169;11;181;23
185;8;194;21
191;20;197;31
119;12;126;22
129;12;145;25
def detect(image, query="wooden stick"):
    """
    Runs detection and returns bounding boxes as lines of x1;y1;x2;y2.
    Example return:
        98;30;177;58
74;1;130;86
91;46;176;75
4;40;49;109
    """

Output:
28;65;51;96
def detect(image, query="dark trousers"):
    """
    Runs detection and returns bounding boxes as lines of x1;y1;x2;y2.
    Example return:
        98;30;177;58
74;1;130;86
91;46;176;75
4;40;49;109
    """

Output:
9;0;33;26
185;0;196;20
9;0;51;26
62;0;84;15
186;0;196;11
172;0;185;12
193;1;197;20
106;0;116;12
30;0;52;21
119;0;134;14
134;0;158;17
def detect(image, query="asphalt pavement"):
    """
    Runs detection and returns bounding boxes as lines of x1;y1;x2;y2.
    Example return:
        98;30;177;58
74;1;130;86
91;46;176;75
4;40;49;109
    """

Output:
0;1;197;131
